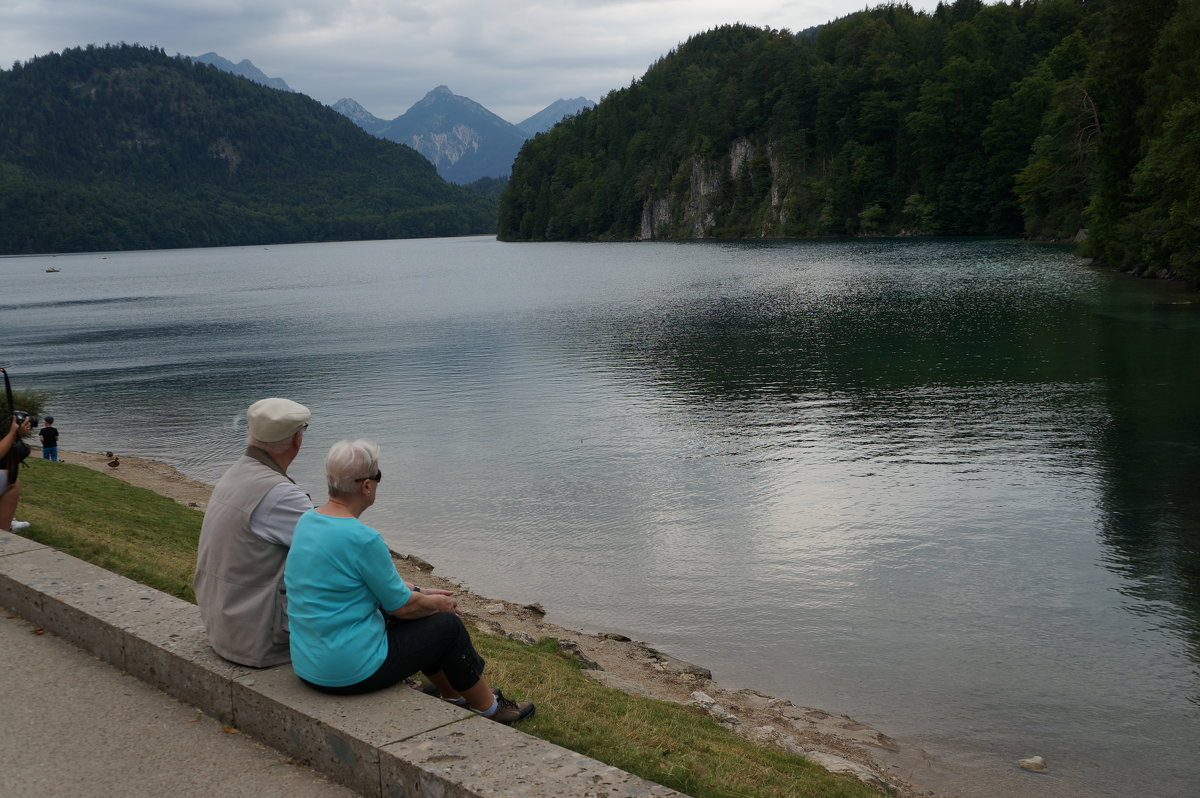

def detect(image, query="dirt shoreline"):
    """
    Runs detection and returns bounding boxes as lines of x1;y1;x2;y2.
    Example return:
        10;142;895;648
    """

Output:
63;447;950;797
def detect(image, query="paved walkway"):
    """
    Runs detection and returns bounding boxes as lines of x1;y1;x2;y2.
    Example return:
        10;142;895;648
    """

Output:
0;533;684;798
0;611;357;798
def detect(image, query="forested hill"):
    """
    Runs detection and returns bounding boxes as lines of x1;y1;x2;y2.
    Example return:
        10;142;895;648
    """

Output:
498;0;1199;282
0;44;496;255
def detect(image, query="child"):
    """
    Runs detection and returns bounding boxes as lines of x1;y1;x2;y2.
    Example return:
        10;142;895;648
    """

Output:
38;415;59;461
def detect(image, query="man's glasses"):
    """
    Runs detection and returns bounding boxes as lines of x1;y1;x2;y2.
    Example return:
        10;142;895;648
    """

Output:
355;470;382;483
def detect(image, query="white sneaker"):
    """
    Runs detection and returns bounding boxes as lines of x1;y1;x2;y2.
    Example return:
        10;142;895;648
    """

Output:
9;520;30;530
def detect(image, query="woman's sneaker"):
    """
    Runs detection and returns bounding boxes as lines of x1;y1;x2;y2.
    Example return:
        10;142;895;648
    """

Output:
481;689;535;724
9;520;30;531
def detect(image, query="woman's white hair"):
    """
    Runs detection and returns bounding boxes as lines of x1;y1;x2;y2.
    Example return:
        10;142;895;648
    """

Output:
325;439;381;497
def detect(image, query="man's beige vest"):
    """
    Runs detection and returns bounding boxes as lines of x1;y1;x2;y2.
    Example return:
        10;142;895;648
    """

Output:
194;454;294;667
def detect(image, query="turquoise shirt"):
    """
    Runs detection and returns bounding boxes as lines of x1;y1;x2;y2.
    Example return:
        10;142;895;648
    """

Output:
284;510;412;686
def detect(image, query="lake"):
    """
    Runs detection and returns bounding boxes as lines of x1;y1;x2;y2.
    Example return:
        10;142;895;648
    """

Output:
3;236;1198;798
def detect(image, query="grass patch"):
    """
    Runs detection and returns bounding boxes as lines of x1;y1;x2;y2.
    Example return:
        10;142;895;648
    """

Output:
18;459;201;600
475;634;879;798
14;458;881;798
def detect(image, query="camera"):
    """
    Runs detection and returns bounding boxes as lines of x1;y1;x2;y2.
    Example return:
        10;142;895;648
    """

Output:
11;410;39;428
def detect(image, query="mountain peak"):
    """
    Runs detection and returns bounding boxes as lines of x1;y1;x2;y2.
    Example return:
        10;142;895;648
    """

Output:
380;87;528;184
190;52;293;93
412;85;495;119
333;89;599;184
330;97;389;134
517;96;597;136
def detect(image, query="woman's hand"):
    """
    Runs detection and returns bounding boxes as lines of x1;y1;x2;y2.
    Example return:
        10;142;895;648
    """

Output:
425;593;460;615
1;416;28;458
389;590;461;619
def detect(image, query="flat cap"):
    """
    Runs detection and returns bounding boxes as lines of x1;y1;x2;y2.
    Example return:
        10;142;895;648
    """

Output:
247;398;310;443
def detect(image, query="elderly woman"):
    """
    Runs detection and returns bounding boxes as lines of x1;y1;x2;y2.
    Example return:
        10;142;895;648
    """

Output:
1;414;33;532
284;439;534;724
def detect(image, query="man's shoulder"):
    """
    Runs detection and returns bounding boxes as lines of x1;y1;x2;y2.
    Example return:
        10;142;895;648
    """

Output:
208;456;295;510
261;479;311;508
214;455;286;484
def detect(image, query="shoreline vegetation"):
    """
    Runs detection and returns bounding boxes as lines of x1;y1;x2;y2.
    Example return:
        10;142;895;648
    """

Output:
495;6;1200;286
14;450;949;798
6;0;1200;285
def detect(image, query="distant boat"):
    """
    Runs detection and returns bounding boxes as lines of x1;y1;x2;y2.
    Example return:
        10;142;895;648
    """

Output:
45;267;60;273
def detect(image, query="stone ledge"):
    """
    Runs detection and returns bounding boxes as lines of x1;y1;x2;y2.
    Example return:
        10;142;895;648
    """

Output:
0;531;686;798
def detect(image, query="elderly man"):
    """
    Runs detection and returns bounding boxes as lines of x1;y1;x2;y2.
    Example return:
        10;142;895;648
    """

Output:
195;398;313;667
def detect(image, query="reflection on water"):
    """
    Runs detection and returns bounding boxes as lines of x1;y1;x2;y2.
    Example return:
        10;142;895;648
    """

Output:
1091;296;1200;686
2;237;1198;798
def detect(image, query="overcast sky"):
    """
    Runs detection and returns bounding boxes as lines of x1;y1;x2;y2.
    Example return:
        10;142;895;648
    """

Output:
1;1;946;124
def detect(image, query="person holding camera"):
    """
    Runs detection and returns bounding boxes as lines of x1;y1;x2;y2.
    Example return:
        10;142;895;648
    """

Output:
1;413;33;532
194;398;314;668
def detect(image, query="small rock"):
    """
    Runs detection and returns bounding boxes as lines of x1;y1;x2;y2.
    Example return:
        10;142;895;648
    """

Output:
650;651;713;680
805;752;892;793
690;692;735;723
524;602;546;616
1018;756;1047;772
484;603;506;615
470;618;504;635
750;725;780;744
776;735;807;756
506;631;537;646
750;725;807;756
407;555;434;572
599;632;631;642
706;704;740;725
557;639;602;670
